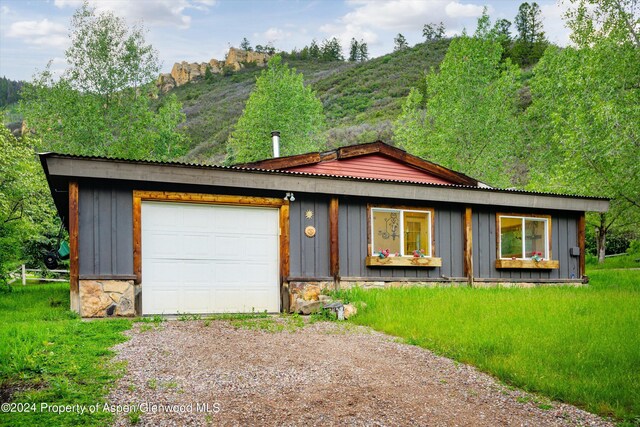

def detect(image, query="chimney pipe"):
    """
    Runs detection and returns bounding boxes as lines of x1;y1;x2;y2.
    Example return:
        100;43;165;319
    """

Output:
271;131;280;158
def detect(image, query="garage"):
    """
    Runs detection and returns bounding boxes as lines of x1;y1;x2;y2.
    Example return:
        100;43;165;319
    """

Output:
141;201;280;314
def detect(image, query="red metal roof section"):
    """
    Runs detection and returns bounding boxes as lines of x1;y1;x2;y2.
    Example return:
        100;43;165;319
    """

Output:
286;153;453;184
238;141;479;186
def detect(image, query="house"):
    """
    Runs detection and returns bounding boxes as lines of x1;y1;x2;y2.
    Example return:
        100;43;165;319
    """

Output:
39;141;608;317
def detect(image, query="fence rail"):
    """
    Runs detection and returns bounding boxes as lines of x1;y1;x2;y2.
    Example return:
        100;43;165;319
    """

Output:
7;264;70;285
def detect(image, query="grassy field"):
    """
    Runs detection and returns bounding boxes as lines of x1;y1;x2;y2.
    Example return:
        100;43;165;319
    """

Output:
339;268;640;424
0;283;131;426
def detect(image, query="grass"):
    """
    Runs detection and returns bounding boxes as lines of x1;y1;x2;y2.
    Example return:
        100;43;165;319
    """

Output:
0;283;131;426
587;253;640;270
338;269;640;424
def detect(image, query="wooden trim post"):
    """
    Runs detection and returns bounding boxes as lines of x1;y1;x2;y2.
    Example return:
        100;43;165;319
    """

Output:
463;207;474;286
132;195;142;284
69;181;80;313
578;213;586;278
329;197;340;289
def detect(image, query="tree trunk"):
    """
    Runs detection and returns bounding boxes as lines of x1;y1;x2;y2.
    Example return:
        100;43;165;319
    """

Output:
596;213;607;264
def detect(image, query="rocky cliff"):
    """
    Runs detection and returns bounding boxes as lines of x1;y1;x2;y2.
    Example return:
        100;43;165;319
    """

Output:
157;48;270;92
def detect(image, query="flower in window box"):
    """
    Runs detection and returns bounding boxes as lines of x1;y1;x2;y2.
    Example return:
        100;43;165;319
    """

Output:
413;249;426;258
379;249;391;259
531;252;544;262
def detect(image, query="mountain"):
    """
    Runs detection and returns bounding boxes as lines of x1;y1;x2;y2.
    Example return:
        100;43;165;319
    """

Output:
163;40;451;164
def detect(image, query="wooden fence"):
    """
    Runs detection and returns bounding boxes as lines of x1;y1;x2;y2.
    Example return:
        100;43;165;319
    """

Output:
6;264;70;285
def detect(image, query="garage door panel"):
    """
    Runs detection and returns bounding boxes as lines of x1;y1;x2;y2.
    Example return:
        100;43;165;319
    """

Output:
181;290;212;312
212;289;273;313
145;232;183;258
142;201;280;314
145;289;180;314
143;203;182;228
182;234;213;258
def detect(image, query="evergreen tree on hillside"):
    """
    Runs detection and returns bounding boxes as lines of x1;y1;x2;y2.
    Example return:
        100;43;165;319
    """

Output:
226;55;326;164
349;38;368;62
321;38;344;61
309;39;321;59
394;33;409;51
349;38;360;62
240;37;252;51
359;41;369;61
423;22;446;41
512;2;547;65
0;77;23;108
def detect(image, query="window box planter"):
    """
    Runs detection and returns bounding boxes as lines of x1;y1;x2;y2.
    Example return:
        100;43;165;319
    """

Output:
366;256;442;267
495;259;560;269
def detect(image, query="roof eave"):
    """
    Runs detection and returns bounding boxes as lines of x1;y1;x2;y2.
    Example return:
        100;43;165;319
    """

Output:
40;154;610;213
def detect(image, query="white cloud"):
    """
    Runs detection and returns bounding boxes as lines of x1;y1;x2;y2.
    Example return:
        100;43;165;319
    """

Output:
320;0;485;52
54;0;217;29
540;1;571;46
258;27;292;43
1;5;10;15
445;2;485;18
342;0;451;30
7;19;68;48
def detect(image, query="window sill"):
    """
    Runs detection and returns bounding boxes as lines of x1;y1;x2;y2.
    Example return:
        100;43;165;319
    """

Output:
495;259;560;269
366;256;442;267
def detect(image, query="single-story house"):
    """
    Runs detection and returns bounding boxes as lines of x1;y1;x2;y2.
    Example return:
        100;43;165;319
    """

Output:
40;141;609;317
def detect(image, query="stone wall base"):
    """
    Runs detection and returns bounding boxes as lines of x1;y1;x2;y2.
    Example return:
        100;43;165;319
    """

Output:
79;280;136;318
287;280;586;311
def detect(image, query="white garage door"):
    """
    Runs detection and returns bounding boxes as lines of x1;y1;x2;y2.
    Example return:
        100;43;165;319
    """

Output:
141;201;280;314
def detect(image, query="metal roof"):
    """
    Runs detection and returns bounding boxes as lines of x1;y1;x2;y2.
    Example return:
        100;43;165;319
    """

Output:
39;152;609;201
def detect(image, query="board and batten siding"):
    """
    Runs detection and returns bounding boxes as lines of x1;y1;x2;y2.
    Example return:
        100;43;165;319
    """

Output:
337;199;465;279
78;184;134;277
472;209;579;280
289;197;331;278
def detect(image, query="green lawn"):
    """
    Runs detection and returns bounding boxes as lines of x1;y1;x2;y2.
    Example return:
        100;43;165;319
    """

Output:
0;283;131;426
339;269;640;424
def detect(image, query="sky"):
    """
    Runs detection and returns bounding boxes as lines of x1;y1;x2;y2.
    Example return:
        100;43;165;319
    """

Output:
0;0;573;81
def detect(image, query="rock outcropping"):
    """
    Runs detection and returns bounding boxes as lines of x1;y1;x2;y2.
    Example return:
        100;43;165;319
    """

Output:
157;47;270;92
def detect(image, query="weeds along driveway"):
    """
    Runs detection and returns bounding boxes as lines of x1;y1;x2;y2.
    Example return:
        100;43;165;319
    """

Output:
109;318;612;427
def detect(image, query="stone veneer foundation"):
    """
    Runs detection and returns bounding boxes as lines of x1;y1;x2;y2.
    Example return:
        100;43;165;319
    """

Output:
287;280;586;311
79;280;135;317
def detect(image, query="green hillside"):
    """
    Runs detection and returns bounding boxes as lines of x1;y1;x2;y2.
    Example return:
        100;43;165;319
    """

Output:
168;40;451;164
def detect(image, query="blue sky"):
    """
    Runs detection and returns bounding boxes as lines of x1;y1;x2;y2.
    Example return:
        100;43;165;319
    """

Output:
0;0;572;81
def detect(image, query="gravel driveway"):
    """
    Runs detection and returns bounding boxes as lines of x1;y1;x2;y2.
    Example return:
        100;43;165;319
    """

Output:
108;318;612;426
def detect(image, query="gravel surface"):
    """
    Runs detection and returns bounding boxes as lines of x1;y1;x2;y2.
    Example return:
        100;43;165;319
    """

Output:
108;318;613;426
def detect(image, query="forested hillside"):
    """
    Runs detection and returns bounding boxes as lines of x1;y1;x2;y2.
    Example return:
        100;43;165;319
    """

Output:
166;40;451;163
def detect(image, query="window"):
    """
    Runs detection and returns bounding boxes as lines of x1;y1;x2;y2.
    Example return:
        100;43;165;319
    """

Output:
498;214;550;260
371;207;433;257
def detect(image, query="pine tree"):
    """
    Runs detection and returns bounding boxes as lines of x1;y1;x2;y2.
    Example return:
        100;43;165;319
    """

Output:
240;37;252;51
349;38;360;62
359;41;369;61
309;39;321;59
423;22;446;41
321;38;344;61
394;33;408;51
512;2;547;65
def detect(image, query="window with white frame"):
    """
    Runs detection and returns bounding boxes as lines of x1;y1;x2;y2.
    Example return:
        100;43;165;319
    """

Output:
370;207;433;257
498;214;550;260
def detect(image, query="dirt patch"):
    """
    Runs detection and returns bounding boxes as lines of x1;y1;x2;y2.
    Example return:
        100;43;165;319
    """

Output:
109;319;612;426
